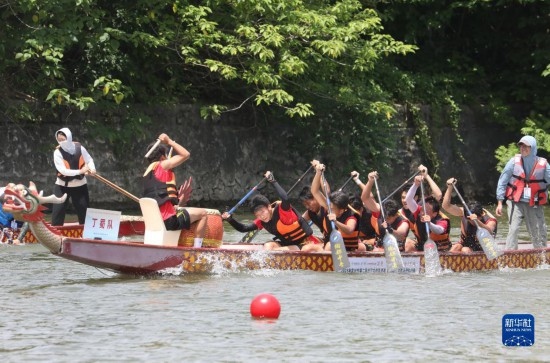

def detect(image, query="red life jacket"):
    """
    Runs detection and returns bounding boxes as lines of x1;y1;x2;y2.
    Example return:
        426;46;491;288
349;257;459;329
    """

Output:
505;154;548;206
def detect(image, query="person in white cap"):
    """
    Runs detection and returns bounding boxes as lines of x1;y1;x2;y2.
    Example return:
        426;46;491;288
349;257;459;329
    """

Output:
52;127;96;226
495;135;550;249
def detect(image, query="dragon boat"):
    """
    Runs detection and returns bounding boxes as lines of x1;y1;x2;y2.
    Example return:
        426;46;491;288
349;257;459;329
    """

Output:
2;182;549;275
23;219;144;243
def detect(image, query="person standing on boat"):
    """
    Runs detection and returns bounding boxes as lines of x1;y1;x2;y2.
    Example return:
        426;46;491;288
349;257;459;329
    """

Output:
51;128;96;226
495;135;550;249
143;133;208;247
222;171;319;251
443;178;497;253
403;174;451;252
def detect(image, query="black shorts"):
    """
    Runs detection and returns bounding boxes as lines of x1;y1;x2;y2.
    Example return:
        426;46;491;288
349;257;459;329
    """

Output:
164;209;191;231
461;239;483;251
412;239;423;251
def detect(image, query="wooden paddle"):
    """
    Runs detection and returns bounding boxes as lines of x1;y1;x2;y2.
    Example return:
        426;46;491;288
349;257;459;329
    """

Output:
226;177;268;216
239;165;313;243
144;139;161;158
337;174;355;192
382;170;420;203
92;173;139;203
419;179;442;275
93;172;193;207
321;172;350;272
373;177;404;272
451;183;501;260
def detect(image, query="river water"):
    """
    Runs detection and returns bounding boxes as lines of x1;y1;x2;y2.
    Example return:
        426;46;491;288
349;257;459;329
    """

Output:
1;208;549;362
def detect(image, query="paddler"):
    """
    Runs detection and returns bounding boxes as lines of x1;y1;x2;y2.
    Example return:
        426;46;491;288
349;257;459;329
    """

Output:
442;177;497;253
143;133;208;248
361;171;410;251
403;173;451;252
309;163;361;252
222;171;321;251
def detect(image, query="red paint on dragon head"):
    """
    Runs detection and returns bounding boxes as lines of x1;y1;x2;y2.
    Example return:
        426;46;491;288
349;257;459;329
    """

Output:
2;182;67;222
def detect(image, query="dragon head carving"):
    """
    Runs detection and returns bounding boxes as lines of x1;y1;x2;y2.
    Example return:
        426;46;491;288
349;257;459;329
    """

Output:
2;182;67;222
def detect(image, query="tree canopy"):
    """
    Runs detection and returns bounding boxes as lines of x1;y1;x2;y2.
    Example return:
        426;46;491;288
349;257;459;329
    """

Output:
1;0;549;173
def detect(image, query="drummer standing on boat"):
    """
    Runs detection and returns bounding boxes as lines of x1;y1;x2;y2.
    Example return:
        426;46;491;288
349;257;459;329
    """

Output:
51;128;96;226
495;135;550;249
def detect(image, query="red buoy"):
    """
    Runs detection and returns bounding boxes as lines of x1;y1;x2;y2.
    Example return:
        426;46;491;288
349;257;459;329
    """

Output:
250;293;281;319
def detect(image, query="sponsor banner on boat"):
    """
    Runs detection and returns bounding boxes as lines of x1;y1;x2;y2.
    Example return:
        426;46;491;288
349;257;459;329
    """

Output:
344;256;421;273
83;208;121;241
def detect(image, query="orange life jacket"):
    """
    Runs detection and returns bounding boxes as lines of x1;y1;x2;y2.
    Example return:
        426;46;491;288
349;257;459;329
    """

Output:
56;143;85;185
322;209;358;251
505;154;548;206
408;206;451;251
357;210;376;240
264;204;311;246
428;212;451;251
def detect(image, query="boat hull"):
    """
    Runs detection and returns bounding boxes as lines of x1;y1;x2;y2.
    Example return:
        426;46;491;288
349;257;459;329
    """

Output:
57;237;550;275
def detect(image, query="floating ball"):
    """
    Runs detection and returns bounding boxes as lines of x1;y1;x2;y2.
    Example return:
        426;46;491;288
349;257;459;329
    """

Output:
250;293;281;319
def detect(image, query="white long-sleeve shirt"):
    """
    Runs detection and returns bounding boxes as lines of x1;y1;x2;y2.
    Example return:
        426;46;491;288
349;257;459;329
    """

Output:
53;144;96;188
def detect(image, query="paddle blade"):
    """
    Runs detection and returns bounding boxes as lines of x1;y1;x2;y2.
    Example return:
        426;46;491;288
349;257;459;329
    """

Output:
423;239;442;276
329;230;350;271
476;225;502;260
382;233;404;272
239;230;259;244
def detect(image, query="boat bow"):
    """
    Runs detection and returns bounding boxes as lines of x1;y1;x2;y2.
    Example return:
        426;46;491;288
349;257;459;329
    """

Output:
2;182;67;253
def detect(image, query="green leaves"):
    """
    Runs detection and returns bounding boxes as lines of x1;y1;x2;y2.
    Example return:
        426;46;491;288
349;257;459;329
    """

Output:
4;0;419;127
45;88;95;110
256;89;293;106
204;60;238;79
311;39;347;58
92;77;128;104
494;118;550;172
